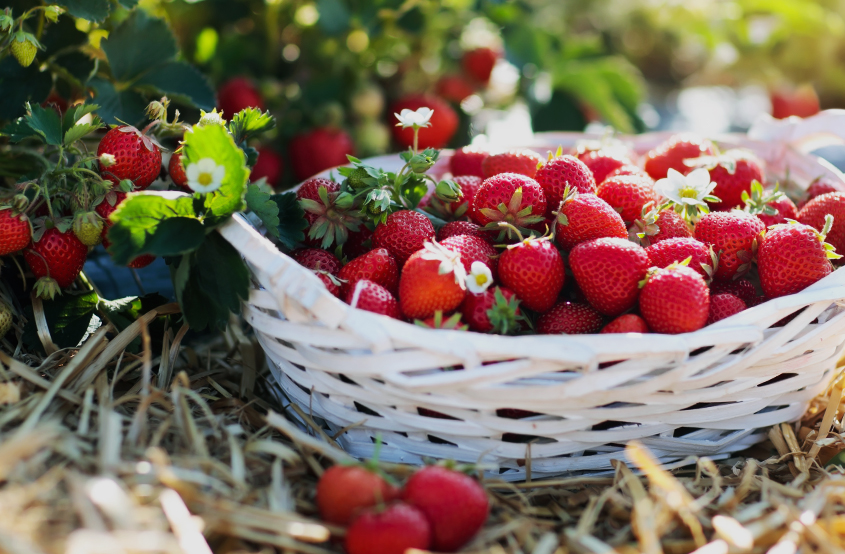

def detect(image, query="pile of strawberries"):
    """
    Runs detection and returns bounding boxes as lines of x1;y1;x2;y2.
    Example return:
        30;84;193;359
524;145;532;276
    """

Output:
316;462;488;554
292;133;845;335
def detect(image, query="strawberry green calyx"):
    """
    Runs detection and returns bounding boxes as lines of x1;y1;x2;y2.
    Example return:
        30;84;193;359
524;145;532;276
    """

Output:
487;288;524;335
72;211;104;246
300;185;361;249
415;311;468;330
480;187;545;240
434;178;461;203
33;276;61;300
742;181;785;216
629;201;660;245
554;184;580;226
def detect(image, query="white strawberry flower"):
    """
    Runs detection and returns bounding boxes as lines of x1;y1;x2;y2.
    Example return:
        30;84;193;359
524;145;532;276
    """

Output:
654;168;720;222
466;261;493;294
420;241;467;289
186;158;226;194
394;107;433;129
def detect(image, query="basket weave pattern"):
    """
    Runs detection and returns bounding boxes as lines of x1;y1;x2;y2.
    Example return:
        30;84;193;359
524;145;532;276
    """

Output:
219;112;845;480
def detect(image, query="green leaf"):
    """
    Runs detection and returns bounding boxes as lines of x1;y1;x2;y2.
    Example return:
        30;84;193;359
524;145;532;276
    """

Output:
99;293;168;352
62;103;99;134
101;11;177;82
25;103;63;146
181;124;249;223
107;192;205;265
0;119;37;142
228;108;276;144
271;191;307;250
117;0;140;7
245;184;280;239
63;122;102;145
134;60;215;110
176;263;229;331
57;0;110;23
0;57;52;120
22;290;100;354
89;77;148;125
194;233;249;314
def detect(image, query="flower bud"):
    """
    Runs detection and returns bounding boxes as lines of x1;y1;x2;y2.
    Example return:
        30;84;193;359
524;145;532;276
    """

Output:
335;191;355;210
99;153;116;167
435;179;462;203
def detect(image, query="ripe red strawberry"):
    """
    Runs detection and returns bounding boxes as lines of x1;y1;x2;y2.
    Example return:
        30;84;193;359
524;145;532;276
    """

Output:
345;503;432;554
338;247;398;295
95;191;128;223
217;77;264;117
807;177;845;201
127;254;155;269
597;175;658;224
601;314;650;334
436;220;493;244
707;293;746;325
399;242;466;319
695;211;765;281
710;278;758;305
289;128;355;181
346;279;402;319
251;145;285;188
316;465;400;525
605;164;650;181
639;264;710;334
470;173;546;238
391;95;458;149
0;209;31;255
646;237;714;279
577;150;632;185
426;175;482;220
537;302;604;334
481;149;544;179
402;465;489;552
554;188;628;251
685;151;765;211
294;248;344;297
436;74;476;103
629;205;693;247
798;192;845;256
462;47;499;84
297;177;360;249
24;228;88;298
770;84;819;119
461;286;523;334
644;134;715;180
168;151;189;191
450;146;491;178
569;237;649;317
97;125;162;190
757;195;797;227
440;234;497;277
417;311;468;330
534;153;597;213
758;220;837;298
498;234;565;313
372;210;435;265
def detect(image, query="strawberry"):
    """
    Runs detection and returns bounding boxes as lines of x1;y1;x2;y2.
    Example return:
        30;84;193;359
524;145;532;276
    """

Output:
95;191;128;225
426;175;482;220
337;247;398;295
0;301;11;337
597;174;658;224
601;314;649;334
168;151;189;191
605;164;650;181
639;263;710;334
807;177;845;201
0;209;31;255
9;32;37;67
770;84;819;119
537;302;604;334
127;254;155;269
695;211;765;281
288;128;355;181
577;150;632;185
217;77;264;117
554;188;628;251
399;242;466;319
569;237;649;316
440;234;497;278
743;183;797;227
498;234;565;313
710;278;758;305
97;125;162;190
436;220;492;244
462;47;499;84
417;311;468;330
294;248;344;297
799;192;845;257
470;173;546;239
685;151;765;211
758;219;838;298
450;146;491;178
707;293;746;325
436;74;476;103
346;280;402;319
534;151;597;213
72;211;104;247
24;228;88;299
481;149;544;179
461;286;523;334
629;205;693;246
316;465;400;525
402;465;489;552
297;177;360;249
644;134;715;180
345;503;432;554
372;210;435;265
251;145;285;188
645;237;715;279
390;95;458;149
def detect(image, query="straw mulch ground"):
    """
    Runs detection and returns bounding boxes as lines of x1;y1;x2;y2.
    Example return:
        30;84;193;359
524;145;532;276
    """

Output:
2;304;845;554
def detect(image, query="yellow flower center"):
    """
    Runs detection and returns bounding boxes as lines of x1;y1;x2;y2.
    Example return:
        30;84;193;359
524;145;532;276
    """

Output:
474;273;489;286
679;187;698;199
198;172;213;186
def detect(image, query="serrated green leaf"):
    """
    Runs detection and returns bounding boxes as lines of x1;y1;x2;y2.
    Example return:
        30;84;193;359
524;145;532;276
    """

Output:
270;191;307;250
64;120;102;145
57;0;110;23
22;290;100;354
245;183;280;239
0;118;37;142
62;103;99;134
134;60;215;111
102;10;177;82
228;107;276;144
25;103;63;145
107;192;205;265
181;124;249;223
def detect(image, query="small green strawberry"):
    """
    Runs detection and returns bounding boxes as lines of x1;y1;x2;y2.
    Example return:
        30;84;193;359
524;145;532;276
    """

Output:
0;301;12;338
10;32;39;68
72;212;104;247
347;167;371;190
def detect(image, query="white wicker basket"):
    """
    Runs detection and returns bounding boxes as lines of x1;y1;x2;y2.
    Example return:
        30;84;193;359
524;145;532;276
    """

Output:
219;111;845;481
